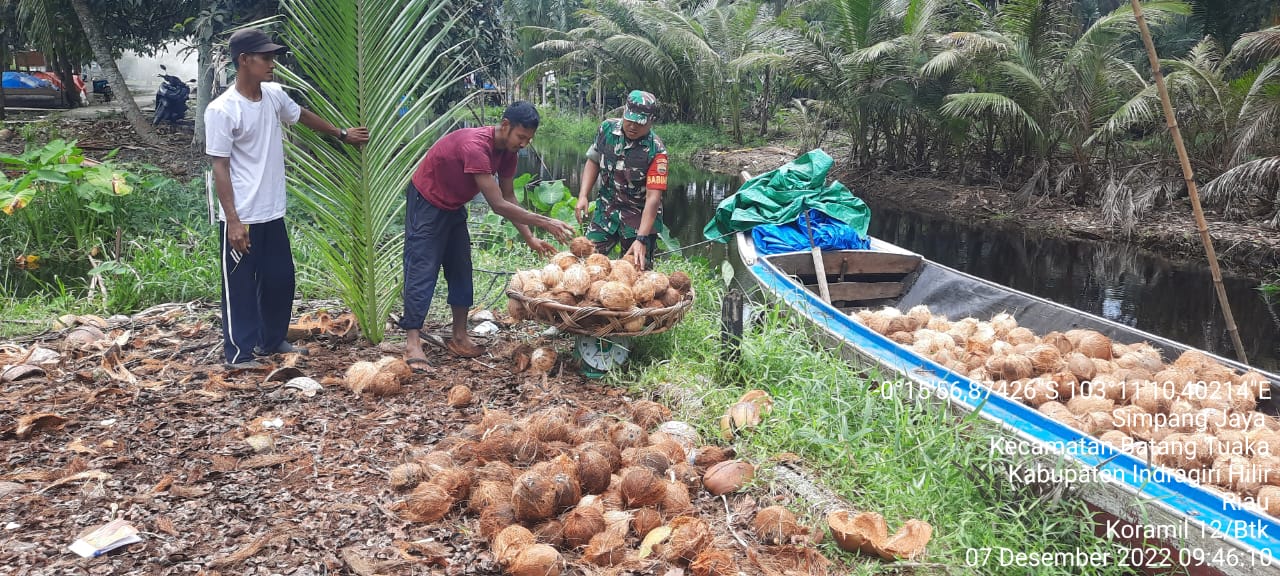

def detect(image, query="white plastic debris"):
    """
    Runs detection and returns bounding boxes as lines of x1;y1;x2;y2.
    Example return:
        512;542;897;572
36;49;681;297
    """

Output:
541;326;560;338
5;522;19;530
99;419;117;427
471;321;500;336
283;377;323;397
261;418;284;429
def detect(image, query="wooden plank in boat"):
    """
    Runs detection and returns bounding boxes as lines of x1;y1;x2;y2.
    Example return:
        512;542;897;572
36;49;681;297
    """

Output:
768;251;921;277
808;281;905;302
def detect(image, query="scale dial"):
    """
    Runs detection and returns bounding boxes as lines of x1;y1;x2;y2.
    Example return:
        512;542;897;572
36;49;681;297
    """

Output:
575;335;632;372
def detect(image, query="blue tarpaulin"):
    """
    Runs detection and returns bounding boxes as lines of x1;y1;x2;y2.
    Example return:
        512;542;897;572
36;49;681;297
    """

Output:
3;71;54;90
751;208;870;256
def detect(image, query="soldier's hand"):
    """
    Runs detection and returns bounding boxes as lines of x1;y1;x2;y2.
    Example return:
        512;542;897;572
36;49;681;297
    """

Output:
624;240;647;271
575;196;591;223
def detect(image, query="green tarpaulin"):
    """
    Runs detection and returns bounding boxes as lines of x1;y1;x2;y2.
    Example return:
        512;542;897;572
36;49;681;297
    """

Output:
702;148;870;242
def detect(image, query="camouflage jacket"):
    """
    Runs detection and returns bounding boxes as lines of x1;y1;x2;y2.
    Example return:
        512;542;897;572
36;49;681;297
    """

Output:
585;118;668;240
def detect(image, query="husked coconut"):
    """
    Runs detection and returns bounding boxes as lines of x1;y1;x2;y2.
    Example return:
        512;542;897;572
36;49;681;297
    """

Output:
541;263;564;290
610;259;638;285
631;276;656;303
561;265;591;296
669;271;692;294
570;236;596;258
585;252;612;271
599;282;636;311
552;251;579;270
643;271;670;293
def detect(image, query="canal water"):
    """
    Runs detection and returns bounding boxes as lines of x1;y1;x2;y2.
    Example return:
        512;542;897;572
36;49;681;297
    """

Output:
518;142;1280;372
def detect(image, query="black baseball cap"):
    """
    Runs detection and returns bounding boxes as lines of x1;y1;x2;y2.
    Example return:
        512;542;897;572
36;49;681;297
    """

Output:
229;29;286;63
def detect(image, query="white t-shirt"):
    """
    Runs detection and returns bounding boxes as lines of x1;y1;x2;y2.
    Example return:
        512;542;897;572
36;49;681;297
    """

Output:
205;82;302;224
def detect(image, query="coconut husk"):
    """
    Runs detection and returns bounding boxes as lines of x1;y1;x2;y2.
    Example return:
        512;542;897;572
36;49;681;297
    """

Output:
514;464;559;523
631;276;656;303
600;281;636;311
879;519;932;560
428;467;472;501
374;356;412;382
493;525;535;565
550;468;582;512
510;431;542;465
631;447;671;476
689;549;738;576
669;461;702;491
479;502;516;540
630;400;670;430
753;505;807;545
389;462;424;490
648;437;687;466
468;479;513;515
662;515;712;564
659;480;694;517
563;503;607;548
619;466;666;508
533;519;565;548
561;265;591;297
509;543;564;576
576;449;614;495
345;362;380;394
474;460;516;484
399;482;454;523
526;407;576;443
631;507;662;538
668;271;691;293
693;446;734;469
582;523;629;566
659;287;683;307
827;510;887;556
609;259;638;285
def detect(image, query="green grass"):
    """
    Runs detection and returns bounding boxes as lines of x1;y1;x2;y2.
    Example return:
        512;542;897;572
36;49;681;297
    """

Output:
533;108;754;162
604;264;1140;575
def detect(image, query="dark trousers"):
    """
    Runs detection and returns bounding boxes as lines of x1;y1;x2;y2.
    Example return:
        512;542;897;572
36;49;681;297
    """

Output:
399;183;473;331
219;218;295;364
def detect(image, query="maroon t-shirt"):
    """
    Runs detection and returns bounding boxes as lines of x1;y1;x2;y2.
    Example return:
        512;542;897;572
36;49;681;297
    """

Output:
411;126;518;210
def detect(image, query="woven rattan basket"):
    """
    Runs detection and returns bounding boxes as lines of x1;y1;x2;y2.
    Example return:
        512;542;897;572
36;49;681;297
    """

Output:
506;288;695;338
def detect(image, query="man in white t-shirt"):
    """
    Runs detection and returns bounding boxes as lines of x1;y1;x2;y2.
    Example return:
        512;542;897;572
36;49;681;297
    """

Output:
205;29;369;368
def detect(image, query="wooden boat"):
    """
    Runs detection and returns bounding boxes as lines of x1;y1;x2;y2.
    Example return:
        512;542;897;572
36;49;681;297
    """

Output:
734;209;1280;575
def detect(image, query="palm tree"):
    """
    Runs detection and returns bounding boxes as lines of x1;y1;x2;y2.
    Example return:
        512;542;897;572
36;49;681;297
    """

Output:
65;0;161;146
276;0;470;343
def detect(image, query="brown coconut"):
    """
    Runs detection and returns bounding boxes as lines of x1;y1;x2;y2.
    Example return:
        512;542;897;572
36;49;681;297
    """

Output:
611;421;646;450
586;264;610;284
513;467;558;523
703;459;754;496
577;449;614;495
599;281;636;311
580;441;623;470
479;502;517;540
663;516;713;564
1100;430;1131;448
619;466;666;508
509;430;541;465
1114;405;1154;440
1043;331;1073;355
521;276;548;297
669;271;692;293
570;236;595;258
429;467;472;501
643;271;670;294
530;347;556;374
690;550;739;576
506;298;528;321
582;523;629;566
632;507;663;537
509;543;564;576
649;437;688;466
609;259;638;285
541;263;564;290
659;287;683;307
493;525;535;566
1258;486;1280;517
753;506;806;545
1000;354;1035;381
1027;345;1064;374
374;356;412;382
468;480;513;514
345;361;380;394
550;469;582;512
447;385;473;407
670;461;702;491
631;276;657;303
552;252;578;270
533;520;565;548
1066;394;1114;416
694;445;734;468
365;372;402;396
1006;326;1037;346
630;400;670;430
401;482;454;523
563;504;607;548
585;252;612;270
1076;331;1113;360
389;462;424;490
660;480;694;516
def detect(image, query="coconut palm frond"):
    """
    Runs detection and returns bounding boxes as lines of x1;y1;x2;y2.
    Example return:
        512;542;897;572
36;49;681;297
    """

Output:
604;34;682;84
1230;60;1280;166
940;92;1043;138
997;60;1048;101
920;48;964;77
1202;156;1280;218
1086;84;1160;147
1226;25;1280;70
276;0;469;343
854;37;905;64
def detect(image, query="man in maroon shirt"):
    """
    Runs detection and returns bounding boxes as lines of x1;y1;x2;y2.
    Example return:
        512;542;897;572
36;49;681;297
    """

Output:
401;101;573;368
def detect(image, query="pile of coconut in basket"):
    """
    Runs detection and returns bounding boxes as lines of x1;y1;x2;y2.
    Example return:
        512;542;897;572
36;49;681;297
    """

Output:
507;236;691;331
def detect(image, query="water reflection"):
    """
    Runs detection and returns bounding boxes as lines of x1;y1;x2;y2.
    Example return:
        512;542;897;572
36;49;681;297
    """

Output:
867;203;1280;372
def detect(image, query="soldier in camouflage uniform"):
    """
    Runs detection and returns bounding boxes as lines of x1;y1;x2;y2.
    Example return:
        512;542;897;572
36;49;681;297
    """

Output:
575;90;668;270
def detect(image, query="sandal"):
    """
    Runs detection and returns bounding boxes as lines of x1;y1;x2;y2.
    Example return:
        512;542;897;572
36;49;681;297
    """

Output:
447;339;486;358
405;357;431;374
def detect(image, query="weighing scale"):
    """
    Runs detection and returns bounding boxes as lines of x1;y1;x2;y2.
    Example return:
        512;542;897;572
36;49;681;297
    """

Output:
573;334;633;379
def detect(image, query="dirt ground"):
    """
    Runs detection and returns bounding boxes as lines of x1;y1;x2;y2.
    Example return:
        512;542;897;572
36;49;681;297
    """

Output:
1;304;844;575
692;147;1280;277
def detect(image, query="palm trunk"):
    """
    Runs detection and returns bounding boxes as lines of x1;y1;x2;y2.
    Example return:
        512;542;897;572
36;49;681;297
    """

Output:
68;0;161;146
193;14;214;147
758;68;770;137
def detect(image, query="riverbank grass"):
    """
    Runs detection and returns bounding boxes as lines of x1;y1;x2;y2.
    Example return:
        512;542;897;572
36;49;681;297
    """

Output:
611;266;1135;575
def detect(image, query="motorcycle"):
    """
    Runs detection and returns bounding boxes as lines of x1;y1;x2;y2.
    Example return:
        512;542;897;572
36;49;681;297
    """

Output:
153;65;192;126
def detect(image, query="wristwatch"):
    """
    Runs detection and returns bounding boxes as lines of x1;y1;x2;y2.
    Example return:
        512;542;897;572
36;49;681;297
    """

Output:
339;128;349;142
635;234;653;246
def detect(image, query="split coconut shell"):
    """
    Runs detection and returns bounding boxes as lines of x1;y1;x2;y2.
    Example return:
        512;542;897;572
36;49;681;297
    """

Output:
703;459;754;496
